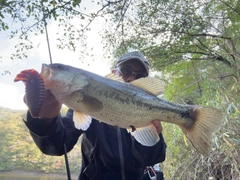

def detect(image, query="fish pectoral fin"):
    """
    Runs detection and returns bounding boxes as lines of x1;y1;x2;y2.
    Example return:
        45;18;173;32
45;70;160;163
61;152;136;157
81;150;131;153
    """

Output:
73;110;92;130
82;94;103;112
130;124;160;146
130;77;165;96
71;91;103;112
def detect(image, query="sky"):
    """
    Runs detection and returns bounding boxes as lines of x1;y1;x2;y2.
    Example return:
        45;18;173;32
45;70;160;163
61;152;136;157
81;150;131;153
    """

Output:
0;1;112;110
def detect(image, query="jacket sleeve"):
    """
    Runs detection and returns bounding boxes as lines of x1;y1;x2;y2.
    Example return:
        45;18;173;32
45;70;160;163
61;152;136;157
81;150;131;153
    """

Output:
132;133;166;167
24;109;82;156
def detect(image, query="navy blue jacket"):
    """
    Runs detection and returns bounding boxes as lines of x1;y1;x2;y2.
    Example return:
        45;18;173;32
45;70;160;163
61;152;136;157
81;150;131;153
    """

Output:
24;109;166;180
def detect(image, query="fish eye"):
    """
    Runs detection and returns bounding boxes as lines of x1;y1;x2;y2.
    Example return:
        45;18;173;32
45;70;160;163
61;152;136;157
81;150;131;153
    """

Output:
56;64;65;70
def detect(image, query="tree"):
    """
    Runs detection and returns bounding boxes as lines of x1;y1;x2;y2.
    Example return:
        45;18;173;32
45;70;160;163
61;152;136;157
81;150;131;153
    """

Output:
102;0;240;179
1;0;240;178
0;107;82;174
0;0;111;60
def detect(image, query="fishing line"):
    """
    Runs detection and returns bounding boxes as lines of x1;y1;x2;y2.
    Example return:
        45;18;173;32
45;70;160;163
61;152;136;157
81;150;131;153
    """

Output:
41;1;53;64
41;1;71;180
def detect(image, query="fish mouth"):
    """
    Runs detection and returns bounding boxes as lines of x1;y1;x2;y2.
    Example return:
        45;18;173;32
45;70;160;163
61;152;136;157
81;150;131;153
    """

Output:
41;64;50;76
40;63;76;93
41;63;49;70
40;63;55;89
41;64;56;78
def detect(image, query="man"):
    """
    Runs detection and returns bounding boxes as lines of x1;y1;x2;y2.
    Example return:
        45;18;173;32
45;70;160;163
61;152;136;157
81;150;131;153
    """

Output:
23;51;166;180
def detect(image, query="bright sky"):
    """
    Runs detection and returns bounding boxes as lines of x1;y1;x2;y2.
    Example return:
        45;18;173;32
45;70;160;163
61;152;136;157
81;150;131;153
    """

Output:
0;1;111;110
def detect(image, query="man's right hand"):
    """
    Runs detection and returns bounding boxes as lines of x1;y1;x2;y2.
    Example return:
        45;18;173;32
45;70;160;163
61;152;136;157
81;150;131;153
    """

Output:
24;89;62;119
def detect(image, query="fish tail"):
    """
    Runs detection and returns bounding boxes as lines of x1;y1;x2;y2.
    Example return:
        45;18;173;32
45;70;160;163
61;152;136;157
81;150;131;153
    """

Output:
180;107;223;155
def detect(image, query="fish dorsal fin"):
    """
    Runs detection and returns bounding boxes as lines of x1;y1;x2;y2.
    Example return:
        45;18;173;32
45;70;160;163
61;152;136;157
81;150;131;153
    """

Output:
129;124;160;146
106;73;164;95
105;73;125;83
130;77;164;95
73;110;92;130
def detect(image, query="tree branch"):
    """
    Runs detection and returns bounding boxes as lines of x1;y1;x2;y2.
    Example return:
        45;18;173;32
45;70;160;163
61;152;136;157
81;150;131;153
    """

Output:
212;54;232;67
219;0;240;16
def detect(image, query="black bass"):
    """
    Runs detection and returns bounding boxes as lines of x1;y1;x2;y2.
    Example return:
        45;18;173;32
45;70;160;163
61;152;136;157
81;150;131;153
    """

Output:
14;63;223;155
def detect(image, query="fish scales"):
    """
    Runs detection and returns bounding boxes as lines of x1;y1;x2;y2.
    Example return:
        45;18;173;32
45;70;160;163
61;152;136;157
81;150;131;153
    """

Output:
58;72;199;133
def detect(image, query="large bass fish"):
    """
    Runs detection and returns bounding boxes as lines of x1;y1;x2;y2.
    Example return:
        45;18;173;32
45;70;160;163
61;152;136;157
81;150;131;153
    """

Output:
14;63;223;155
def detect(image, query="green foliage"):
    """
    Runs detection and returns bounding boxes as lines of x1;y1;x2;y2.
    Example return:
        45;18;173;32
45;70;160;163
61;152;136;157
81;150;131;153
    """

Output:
0;0;103;60
1;0;240;179
0;107;81;175
102;0;240;179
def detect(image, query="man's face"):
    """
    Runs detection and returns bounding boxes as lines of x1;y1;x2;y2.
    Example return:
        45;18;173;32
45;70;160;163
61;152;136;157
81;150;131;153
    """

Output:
114;59;148;83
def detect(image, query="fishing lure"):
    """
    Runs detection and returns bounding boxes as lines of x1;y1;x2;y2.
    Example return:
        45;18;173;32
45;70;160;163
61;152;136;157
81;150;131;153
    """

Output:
14;69;45;117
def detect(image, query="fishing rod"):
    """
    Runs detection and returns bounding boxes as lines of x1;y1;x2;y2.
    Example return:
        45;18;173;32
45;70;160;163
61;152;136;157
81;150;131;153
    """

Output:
41;1;53;64
41;1;71;180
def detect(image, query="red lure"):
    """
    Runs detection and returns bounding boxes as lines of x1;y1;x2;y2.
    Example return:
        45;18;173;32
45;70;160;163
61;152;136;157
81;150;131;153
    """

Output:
14;69;45;117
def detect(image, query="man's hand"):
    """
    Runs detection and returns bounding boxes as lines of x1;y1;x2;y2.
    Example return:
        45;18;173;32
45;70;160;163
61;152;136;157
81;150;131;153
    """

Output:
24;89;62;119
14;69;62;119
152;120;163;134
38;90;62;119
